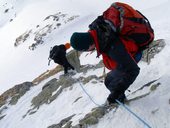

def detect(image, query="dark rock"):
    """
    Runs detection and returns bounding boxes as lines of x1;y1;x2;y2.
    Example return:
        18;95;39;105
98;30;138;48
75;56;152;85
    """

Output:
0;82;33;108
14;30;32;47
4;9;9;13
73;97;83;104
47;115;75;128
48;124;60;128
66;50;81;72
79;107;106;126
142;39;166;64
80;115;98;126
81;75;98;85
150;83;161;91
0;115;6;120
42;78;58;90
31;76;76;109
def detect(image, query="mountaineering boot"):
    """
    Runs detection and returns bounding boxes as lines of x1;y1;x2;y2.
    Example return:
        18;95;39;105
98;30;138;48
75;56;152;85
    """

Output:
107;91;126;105
117;93;126;103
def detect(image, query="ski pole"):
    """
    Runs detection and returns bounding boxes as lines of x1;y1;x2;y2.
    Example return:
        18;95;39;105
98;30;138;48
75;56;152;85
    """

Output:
115;99;152;128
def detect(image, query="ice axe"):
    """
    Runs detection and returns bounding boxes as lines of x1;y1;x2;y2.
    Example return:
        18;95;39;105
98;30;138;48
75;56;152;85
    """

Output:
48;47;53;66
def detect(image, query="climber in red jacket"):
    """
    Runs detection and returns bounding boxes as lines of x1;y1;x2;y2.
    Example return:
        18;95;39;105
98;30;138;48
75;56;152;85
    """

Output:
70;2;154;104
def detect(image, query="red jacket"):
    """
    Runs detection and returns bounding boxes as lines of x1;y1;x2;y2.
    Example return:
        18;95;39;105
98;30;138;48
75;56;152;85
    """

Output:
89;30;138;70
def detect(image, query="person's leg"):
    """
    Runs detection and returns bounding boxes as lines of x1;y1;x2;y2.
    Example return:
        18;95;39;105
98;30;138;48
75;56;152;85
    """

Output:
105;41;140;103
63;66;68;74
105;69;124;91
61;55;74;72
67;63;75;70
107;41;140;90
104;69;126;103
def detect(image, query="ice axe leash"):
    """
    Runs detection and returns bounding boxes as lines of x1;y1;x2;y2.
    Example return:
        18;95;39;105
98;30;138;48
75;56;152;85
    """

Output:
116;99;152;128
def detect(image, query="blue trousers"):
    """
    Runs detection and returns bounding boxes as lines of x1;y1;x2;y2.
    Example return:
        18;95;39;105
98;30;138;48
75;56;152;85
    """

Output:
104;41;140;94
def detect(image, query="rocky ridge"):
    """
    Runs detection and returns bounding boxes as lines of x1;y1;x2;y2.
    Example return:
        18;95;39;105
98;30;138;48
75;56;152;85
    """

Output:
14;12;79;50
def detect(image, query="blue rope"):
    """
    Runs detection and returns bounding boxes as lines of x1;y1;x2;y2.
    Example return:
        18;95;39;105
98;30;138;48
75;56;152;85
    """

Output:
77;80;102;107
77;79;151;127
116;99;152;128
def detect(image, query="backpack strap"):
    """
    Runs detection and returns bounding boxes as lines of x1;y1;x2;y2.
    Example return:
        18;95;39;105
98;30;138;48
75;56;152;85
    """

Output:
104;20;117;32
111;3;154;33
111;3;124;32
89;16;116;53
136;10;154;32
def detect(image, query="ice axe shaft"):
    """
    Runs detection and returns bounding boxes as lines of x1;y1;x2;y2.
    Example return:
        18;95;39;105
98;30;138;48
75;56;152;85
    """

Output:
48;58;51;66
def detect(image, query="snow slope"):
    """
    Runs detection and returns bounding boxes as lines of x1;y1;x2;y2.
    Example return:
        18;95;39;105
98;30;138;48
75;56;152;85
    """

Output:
0;0;115;94
0;0;170;128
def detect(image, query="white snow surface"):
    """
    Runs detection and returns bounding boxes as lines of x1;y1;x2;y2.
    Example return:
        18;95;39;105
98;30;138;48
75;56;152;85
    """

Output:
0;0;170;128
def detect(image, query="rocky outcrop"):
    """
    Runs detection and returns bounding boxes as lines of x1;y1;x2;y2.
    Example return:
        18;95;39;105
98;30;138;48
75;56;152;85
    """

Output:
142;39;166;64
31;75;77;109
24;63;103;118
0;82;33;120
14;30;32;47
47;107;105;128
14;12;79;50
32;65;63;84
47;115;75;128
66;50;81;72
0;82;33;108
79;107;106;126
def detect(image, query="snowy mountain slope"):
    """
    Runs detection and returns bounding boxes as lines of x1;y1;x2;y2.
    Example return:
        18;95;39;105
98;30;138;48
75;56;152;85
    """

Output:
0;47;169;128
0;0;169;94
0;0;115;94
0;0;170;128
